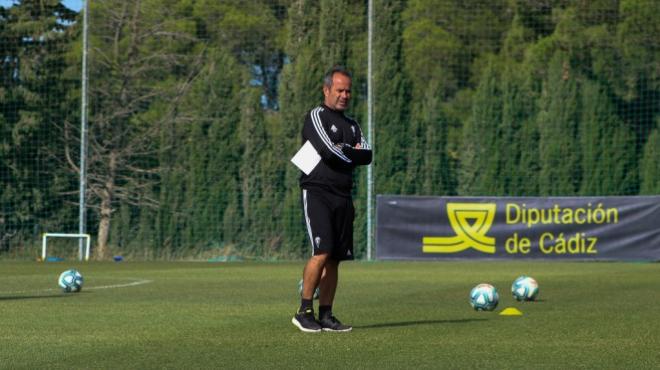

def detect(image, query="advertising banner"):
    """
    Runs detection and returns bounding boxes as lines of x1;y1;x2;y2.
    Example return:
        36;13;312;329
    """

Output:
376;195;660;260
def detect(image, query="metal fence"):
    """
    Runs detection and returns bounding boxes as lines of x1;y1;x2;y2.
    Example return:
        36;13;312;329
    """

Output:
0;0;658;260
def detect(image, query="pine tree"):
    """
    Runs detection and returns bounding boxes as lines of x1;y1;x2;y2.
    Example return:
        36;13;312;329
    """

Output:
579;80;637;195
615;0;660;102
372;0;410;195
403;88;451;198
177;48;245;250
276;0;323;258
500;15;539;195
0;0;77;251
639;119;660;195
459;58;503;195
537;52;581;196
237;86;268;255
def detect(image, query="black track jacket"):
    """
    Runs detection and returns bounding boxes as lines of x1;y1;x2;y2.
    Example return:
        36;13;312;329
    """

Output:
299;104;372;198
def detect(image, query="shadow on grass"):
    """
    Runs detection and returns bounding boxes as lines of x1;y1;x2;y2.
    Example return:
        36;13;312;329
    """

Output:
0;294;73;301
356;318;488;329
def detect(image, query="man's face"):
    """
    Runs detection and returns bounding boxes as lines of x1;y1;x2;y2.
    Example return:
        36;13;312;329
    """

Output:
323;73;352;111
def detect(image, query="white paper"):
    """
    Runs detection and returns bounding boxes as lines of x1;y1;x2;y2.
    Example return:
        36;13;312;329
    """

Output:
291;140;321;175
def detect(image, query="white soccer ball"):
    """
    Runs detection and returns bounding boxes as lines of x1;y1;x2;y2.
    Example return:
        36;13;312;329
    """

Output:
58;269;84;293
511;275;539;301
470;283;499;311
298;279;320;300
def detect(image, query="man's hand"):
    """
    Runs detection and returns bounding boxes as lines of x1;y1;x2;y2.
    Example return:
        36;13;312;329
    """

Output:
339;142;372;165
334;143;345;150
334;143;362;150
335;143;362;150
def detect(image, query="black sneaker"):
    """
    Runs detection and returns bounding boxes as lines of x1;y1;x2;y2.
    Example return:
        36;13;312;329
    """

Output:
319;314;353;332
292;308;322;333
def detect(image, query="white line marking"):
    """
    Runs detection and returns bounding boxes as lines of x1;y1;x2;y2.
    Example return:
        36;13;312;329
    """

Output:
86;279;153;290
0;278;153;295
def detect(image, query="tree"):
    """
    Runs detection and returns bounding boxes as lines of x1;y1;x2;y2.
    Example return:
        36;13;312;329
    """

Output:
579;80;637;195
403;0;511;98
276;0;323;257
75;0;201;258
192;0;287;109
149;47;246;255
615;0;659;102
459;57;503;195
237;86;270;255
372;0;410;195
419;84;451;196
537;52;581;195
0;0;78;252
639;119;660;194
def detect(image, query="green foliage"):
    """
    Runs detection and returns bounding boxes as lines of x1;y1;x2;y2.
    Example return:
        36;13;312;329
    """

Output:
579;80;637;195
192;0;286;108
459;57;503;195
372;0;410;196
403;0;511;97
500;59;539;196
537;52;581;195
1;0;658;258
615;0;660;101
640;119;660;194
0;0;78;248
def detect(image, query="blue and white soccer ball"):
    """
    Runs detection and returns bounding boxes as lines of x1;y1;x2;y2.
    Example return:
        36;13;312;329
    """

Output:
58;269;84;293
511;275;539;301
298;279;320;300
470;283;499;311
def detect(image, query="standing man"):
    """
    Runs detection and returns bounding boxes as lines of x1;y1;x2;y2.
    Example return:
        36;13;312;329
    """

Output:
292;66;372;333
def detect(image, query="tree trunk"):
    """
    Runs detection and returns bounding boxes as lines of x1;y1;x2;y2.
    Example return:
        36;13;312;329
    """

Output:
96;152;117;260
97;195;112;260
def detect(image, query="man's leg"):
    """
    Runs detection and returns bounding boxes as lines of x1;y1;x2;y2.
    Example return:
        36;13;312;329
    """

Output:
302;253;329;300
292;253;329;333
318;258;352;332
318;258;338;305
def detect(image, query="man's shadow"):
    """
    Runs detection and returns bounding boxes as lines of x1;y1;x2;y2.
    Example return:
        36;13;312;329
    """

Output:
356;318;487;329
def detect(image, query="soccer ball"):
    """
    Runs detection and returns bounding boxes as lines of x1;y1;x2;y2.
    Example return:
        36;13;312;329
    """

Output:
470;283;499;311
511;275;539;301
298;279;320;300
58;269;84;293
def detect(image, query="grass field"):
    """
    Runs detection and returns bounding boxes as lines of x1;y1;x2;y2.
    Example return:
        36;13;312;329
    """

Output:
1;260;659;369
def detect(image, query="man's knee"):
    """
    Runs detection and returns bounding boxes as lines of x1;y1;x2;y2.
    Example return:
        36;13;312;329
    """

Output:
310;252;330;264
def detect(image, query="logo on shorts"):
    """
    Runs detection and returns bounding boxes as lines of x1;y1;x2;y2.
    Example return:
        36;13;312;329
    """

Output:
314;236;321;248
330;125;338;133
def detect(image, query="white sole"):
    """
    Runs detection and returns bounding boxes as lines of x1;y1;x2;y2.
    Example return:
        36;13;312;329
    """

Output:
291;317;321;333
322;327;352;333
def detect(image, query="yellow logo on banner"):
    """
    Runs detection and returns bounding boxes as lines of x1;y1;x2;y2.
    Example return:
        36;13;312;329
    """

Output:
423;203;497;254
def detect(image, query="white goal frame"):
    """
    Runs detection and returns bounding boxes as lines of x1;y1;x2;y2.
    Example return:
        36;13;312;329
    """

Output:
42;233;91;261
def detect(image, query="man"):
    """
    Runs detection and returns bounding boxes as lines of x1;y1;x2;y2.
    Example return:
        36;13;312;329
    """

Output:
292;66;372;333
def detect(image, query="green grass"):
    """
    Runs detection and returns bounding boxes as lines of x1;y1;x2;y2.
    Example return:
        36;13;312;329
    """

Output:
1;261;659;369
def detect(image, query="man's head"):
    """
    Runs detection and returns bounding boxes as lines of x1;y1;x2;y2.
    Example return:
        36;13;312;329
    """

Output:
323;66;352;112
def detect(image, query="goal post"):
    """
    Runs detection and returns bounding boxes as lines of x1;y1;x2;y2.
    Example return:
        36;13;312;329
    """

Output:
42;233;91;261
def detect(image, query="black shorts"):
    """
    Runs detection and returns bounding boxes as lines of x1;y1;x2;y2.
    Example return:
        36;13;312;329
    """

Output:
301;189;355;261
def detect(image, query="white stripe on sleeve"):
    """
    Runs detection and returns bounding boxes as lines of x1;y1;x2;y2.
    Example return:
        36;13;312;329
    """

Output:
357;124;371;149
310;107;352;163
